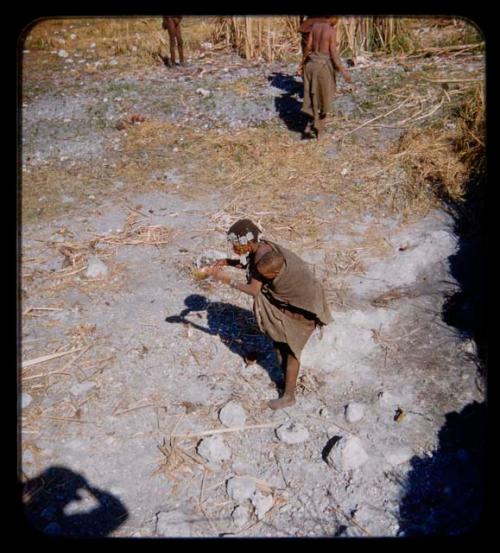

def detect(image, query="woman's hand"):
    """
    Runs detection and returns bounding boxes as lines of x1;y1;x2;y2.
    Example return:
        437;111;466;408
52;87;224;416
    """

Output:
205;266;231;284
342;70;352;84
213;259;228;268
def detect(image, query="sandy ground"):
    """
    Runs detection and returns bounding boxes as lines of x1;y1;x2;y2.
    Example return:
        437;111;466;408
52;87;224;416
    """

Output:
20;26;486;538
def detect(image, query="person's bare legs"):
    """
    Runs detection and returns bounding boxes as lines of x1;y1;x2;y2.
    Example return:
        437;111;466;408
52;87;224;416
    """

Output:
169;36;177;66
177;33;185;65
316;113;327;140
268;351;299;410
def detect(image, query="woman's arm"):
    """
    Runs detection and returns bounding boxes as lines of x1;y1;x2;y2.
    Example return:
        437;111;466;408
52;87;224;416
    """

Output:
209;268;263;297
213;258;245;269
329;27;352;82
304;31;313;61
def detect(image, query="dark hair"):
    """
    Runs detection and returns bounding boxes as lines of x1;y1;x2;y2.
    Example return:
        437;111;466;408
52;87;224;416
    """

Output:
227;219;261;243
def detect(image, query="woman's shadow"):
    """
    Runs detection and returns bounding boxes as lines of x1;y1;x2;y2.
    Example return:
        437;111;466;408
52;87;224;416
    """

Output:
268;72;312;139
21;465;129;537
165;294;283;390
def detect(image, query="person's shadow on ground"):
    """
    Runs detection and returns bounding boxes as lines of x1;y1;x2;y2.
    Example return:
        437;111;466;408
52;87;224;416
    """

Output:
21;465;129;537
165;294;283;390
268;72;312;139
397;401;486;536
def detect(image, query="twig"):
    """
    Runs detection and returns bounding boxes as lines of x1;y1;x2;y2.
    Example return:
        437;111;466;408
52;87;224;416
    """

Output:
328;501;372;536
22;370;73;382
37;416;98;425
22;347;84;369
60;344;92;372
23;307;64;315
172;422;277;439
421;77;484;83
56;265;88;277
113;403;155;416
336;99;411;140
410;97;445;122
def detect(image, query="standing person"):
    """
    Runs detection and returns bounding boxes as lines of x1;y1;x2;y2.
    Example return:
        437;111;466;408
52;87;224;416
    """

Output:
297;15;329;77
204;219;332;410
301;17;352;139
162;16;185;66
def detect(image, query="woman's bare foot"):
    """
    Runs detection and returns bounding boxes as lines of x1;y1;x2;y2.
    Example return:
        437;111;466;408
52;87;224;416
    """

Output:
268;395;296;410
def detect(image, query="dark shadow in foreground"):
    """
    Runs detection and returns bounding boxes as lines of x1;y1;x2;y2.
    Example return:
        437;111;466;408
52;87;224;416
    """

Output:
21;465;129;537
442;171;487;372
398;401;487;536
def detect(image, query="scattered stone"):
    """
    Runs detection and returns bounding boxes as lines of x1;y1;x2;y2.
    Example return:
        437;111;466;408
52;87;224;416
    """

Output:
196;88;211;97
21;393;33;409
70;381;96;397
58;49;69;58
85;255;108;278
22;449;34;464
326;435;369;471
201;42;213;50
226;476;257;502
276;422;309;444
461;339;477;355
219;401;247;427
341;167;349;176
384;446;414;466
197;435;231;464
252;491;274;520
232;504;250;527
319;407;329;417
345;402;365;423
156;510;192;537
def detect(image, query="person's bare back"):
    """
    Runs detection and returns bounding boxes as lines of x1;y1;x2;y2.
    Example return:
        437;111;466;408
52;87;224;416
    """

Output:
307;21;351;80
310;22;334;55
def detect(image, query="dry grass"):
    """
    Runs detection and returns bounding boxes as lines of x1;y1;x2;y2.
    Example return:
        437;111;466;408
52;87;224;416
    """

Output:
395;128;469;203
453;82;485;178
21;16;480;70
392;80;485;205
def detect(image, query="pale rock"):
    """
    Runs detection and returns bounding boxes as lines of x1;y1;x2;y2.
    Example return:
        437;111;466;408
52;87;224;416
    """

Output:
219;401;247;427
384;446;414;466
58;49;69;58
22;449;34;464
196;88;211;97
276;421;309;444
156;510;192;537
345;402;365;423
86;255;108;278
232;504;250;527
226;476;256;502
197;435;231;464
70;381;96;397
252;491;274;520
21;393;33;408
326;435;369;471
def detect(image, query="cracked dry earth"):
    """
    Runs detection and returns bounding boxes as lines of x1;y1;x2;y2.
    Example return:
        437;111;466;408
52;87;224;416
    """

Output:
20;43;485;538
